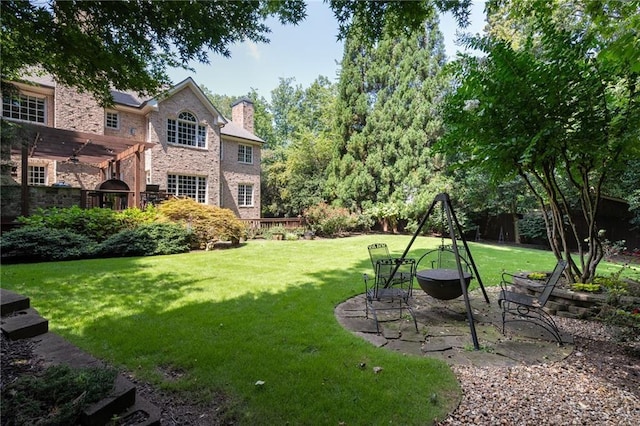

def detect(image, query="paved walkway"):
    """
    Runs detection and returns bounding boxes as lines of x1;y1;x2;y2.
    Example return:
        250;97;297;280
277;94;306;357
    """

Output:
335;287;574;366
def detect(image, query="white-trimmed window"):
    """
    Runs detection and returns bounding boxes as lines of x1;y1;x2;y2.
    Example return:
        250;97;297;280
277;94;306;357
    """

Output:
238;184;253;207
27;165;46;185
167;111;206;148
238;144;253;164
2;93;46;123
167;174;207;203
105;111;119;129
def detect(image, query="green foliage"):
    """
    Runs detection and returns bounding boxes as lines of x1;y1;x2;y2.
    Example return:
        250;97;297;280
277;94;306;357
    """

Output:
261;77;337;217
96;223;192;257
518;213;548;242
439;1;640;283
527;272;548;280
0;226;97;262
593;269;630;296
1;364;116;426
599;233;627;260
115;205;159;229
158;198;247;247
263;225;287;240
17;206;157;242
330;0;472;42
328;13;448;217
1;1;306;105
303;202;362;236
18;206;120;242
570;283;602;293
2;207;188;262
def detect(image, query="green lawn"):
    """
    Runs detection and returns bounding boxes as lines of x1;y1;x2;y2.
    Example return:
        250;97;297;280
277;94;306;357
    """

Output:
1;235;636;424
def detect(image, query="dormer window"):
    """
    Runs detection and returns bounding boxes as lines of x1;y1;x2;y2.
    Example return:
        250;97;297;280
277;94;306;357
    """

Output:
167;111;206;148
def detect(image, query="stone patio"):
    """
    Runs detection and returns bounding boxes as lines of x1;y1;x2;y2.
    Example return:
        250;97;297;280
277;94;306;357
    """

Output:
335;287;574;366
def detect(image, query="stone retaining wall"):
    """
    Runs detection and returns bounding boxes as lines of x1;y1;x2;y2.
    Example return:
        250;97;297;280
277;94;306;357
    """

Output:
510;274;640;319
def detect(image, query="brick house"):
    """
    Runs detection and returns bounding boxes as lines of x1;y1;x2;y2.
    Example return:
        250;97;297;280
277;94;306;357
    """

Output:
2;76;263;219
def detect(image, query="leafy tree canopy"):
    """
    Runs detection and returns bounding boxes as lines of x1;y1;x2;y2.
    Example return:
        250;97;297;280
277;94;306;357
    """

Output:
440;0;640;281
1;1;471;106
1;0;306;105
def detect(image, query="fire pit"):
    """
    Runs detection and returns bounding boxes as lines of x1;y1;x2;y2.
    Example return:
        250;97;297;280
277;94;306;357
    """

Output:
416;268;472;300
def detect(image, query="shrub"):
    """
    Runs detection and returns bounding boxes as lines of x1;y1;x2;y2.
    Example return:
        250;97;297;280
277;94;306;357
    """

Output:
0;227;97;262
18;206;121;242
527;272;548;280
96;223;192;257
518;213;548;244
1;365;116;426
570;283;602;293
304;203;360;237
115;206;159;230
17;206;157;242
158;198;247;248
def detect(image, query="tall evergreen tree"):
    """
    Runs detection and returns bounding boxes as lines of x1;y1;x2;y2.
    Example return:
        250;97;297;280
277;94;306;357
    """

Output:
328;14;450;227
325;18;376;209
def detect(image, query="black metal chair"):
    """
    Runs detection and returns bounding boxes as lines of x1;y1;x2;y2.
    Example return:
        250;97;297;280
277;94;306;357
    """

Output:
367;243;391;269
498;260;568;344
364;244;417;334
367;243;415;296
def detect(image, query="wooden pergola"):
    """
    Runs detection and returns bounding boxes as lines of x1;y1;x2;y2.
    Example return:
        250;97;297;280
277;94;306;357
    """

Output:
10;124;154;214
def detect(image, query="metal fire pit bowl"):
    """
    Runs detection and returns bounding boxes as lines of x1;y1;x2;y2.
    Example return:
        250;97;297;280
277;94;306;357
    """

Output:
416;268;473;300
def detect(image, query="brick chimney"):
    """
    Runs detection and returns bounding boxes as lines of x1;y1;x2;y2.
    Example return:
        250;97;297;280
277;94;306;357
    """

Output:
231;97;254;134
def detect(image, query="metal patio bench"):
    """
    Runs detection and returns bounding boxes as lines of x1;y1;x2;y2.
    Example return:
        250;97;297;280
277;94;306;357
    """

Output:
498;259;568;344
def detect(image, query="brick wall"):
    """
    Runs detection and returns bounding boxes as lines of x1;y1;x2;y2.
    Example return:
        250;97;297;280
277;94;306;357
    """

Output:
220;139;261;219
231;99;254;134
104;109;146;142
146;86;221;206
54;85;104;133
56;163;103;190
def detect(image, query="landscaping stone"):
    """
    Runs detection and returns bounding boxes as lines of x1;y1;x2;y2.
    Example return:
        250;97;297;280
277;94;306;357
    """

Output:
509;274;640;320
336;286;639;425
1;307;49;339
0;289;161;426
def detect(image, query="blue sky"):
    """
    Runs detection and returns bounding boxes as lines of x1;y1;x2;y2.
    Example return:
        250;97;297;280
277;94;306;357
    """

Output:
167;1;487;100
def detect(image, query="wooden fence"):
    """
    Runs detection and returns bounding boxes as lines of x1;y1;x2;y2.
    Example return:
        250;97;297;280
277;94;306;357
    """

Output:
241;217;306;230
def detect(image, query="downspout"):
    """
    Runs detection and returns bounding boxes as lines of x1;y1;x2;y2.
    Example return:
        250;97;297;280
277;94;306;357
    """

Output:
218;120;225;208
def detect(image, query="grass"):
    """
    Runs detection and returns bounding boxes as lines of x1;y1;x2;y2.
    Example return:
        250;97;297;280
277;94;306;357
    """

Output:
1;234;637;424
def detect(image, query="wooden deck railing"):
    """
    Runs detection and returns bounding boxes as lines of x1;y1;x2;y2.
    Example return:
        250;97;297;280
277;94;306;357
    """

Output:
241;217;306;230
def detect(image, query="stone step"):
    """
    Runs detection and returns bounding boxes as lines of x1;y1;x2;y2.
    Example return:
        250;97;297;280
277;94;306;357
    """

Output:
3;290;163;425
81;378;161;425
81;374;136;426
1;307;49;339
108;395;162;426
32;332;162;425
1;288;31;316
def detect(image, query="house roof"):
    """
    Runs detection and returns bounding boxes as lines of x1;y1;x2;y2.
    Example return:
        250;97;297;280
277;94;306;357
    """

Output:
111;90;145;107
110;79;265;143
11;124;154;166
221;121;265;144
8;75;265;144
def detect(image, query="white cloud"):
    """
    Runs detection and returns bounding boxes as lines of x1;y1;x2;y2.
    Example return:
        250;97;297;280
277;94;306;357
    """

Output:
246;41;261;61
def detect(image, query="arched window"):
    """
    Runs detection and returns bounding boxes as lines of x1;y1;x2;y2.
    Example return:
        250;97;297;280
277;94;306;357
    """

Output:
167;111;207;148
